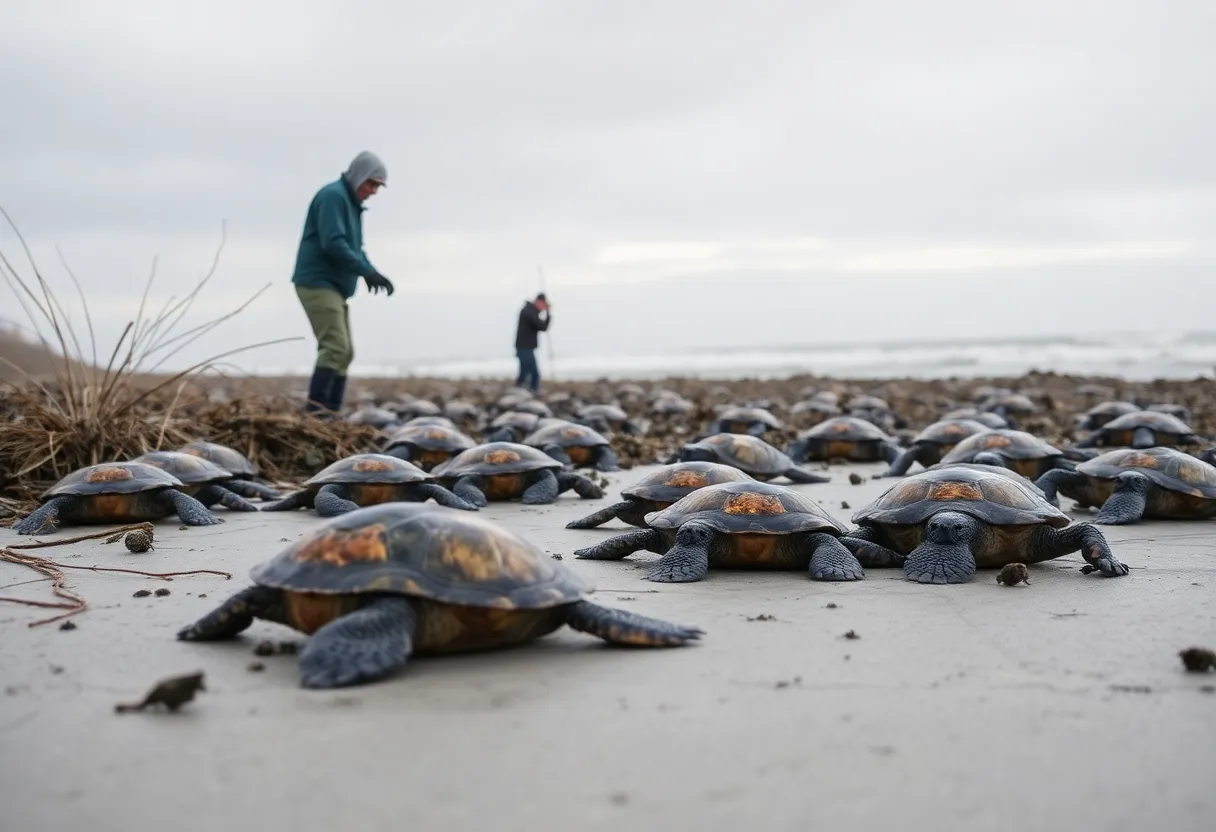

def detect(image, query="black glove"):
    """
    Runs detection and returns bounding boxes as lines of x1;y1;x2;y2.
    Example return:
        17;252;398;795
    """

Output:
363;272;395;296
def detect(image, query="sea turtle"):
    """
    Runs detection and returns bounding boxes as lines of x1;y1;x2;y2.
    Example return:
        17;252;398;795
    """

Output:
840;466;1129;584
431;442;604;506
177;503;702;689
706;406;783;437
494;389;535;413
789;398;841;427
935;429;1073;479
11;462;222;535
675;434;830;484
510;399;554;418
940;408;1009;429
566;462;754;529
1035;447;1216;524
577;404;642;435
401;415;457;429
979;393;1037;427
1070;411;1203;452
573;481;878;583
484;410;543;443
347;405;399;429
881;419;992;477
521;422;621;471
261;454;477;516
1147;403;1193;423
650;393;695;416
132;451;261;512
394;399;442;420
177;441;282;500
1075;401;1141;433
785;417;901;464
442;399;481;426
382;424;477;471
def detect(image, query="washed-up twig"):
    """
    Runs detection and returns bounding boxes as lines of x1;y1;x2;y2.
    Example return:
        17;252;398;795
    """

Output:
7;522;155;549
0;549;87;626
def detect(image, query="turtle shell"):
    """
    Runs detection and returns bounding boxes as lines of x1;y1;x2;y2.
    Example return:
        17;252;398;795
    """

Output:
1099;411;1193;435
1077;448;1216;498
802;416;892;442
982;393;1037;413
683;434;793;476
443;400;481;420
385;425;476;454
1147;403;1191;421
644;481;847;536
305;454;433;486
250;503;588;609
939;430;1062;463
941;408;1008;428
403;416;456;429
178;441;258;478
853;466;1068;529
1083;401;1140;420
623;462;755;503
432;442;563;478
651;396;693;415
348;406;398;428
579;404;629;422
511;399;553;418
399;400;442;418
790;399;840;416
490;411;541;431
44;462;184;498
522;422;610;449
847;395;889;411
717;406;782;429
913;419;991;446
133;451;234;486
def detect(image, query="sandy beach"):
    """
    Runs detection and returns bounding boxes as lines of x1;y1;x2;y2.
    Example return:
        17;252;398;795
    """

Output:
2;459;1213;832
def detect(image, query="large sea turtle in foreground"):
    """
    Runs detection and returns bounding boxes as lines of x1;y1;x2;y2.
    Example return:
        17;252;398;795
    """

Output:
566;462;753;529
675;434;830;484
573;481;880;583
881;419;991;477
177;503;702;689
12;462;222;535
840;466;1129;584
177;441;282;500
1035;447;1216;525
262;454;477;516
431;442;603;506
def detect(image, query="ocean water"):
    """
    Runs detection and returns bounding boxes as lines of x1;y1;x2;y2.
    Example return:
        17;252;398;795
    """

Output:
266;331;1216;382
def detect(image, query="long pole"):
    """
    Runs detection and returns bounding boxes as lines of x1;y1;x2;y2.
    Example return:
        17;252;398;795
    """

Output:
537;264;556;381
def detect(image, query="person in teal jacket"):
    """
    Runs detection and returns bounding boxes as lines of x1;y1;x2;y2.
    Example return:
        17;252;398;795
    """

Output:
291;151;395;415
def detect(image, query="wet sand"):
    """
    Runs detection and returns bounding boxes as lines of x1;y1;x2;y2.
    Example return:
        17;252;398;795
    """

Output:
1;462;1213;832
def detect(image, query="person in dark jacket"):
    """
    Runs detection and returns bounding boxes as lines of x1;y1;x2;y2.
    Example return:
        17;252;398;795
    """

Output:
513;293;550;392
291;151;396;415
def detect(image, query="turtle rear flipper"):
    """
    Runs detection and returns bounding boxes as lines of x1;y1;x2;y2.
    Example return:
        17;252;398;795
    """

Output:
12;496;77;535
782;466;830;484
1094;472;1150;525
564;600;702;646
566;500;631;529
556;471;603;499
806;532;864;582
315;484;360;517
574;528;664;561
299;597;417;689
196;484;260;512
161;489;223;526
177;585;284;640
647;520;712;583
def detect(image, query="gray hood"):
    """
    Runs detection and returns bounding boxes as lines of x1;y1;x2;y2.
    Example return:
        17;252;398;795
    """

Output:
342;151;387;189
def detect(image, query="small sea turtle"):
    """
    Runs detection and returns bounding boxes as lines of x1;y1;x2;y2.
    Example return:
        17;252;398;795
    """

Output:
12;462;222;535
262;454;477;516
1075;401;1141;433
577;404;642;435
177;441;282;500
1071;411;1203;451
676;434;830;484
785;417;901;464
941;408;1009;429
395;399;442;420
1035;447;1216;524
936;429;1073;479
1075;383;1117;402
573;481;876;583
382;424;477;471
521;422;621;472
401;415;457;429
980;392;1037;427
881;419;992;477
132;451;261;512
650;393;695;416
494;389;535;413
706;406;783;437
347;405;399;429
1147;403;1193;423
484;410;543;443
431;442;603;506
841;466;1128;584
177;503;702;688
511;399;554;418
442;399;481;426
566;462;753;529
789;398;841;427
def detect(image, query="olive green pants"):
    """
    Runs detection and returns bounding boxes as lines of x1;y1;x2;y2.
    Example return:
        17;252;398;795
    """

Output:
295;286;354;373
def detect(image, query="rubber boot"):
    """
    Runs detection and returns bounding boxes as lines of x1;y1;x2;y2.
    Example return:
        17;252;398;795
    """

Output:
329;374;348;414
303;366;338;415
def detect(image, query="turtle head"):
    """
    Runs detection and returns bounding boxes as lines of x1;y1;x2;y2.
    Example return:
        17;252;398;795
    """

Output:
1131;427;1157;449
679;445;716;463
971;452;1008;469
924;511;980;545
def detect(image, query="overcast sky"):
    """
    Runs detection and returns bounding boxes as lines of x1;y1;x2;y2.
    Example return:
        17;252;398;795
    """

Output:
1;1;1213;376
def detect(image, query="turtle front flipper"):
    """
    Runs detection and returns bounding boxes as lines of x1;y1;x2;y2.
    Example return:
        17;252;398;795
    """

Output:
556;471;603;500
1093;472;1150;525
806;532;864;581
881;441;902;465
522;469;560;504
647;520;712;583
1034;522;1128;577
299;596;418;689
177;585;285;640
882;445;922;477
971;452;1008;469
566;500;632;529
260;489;313;512
563;600;703;646
314;484;361;517
384;445;413;462
227;480;283;501
784;439;810;463
12;496;78;535
452;476;488;508
782;465;830;484
196;484;260;512
902;511;980;584
573;528;665;560
840;526;905;568
412;482;478;511
540;444;574;467
160;489;224;526
745;422;767;437
1062;446;1101;462
1131;427;1157;449
1034;469;1088;506
594;447;621;472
